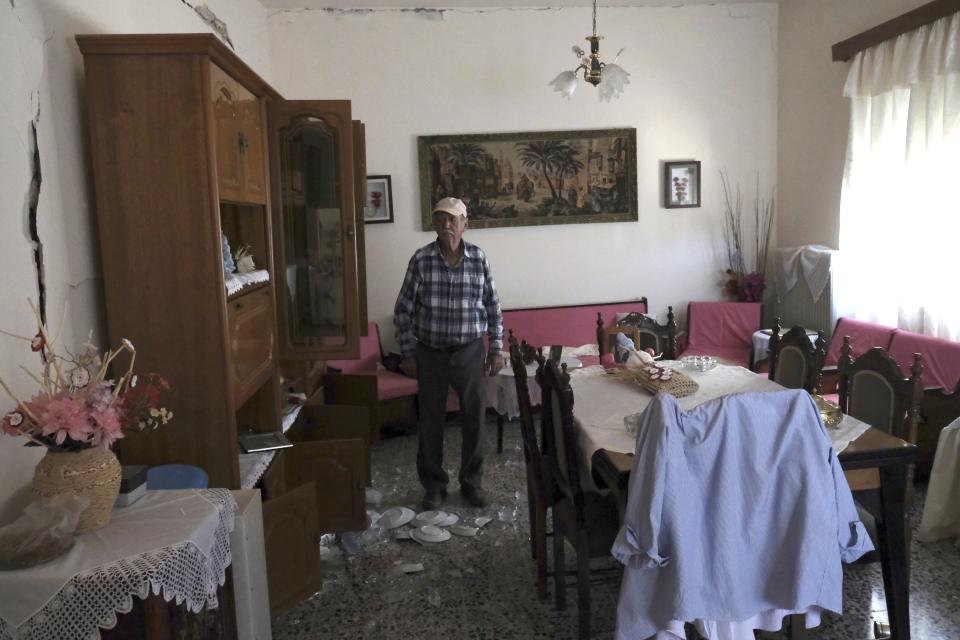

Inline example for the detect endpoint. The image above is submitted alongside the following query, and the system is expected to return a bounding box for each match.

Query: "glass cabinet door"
[268,101,360,360]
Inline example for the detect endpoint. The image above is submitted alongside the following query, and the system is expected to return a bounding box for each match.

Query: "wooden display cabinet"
[77,33,370,618]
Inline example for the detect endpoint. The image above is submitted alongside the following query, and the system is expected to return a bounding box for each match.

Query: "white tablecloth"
[918,417,960,542]
[0,489,236,640]
[569,363,871,467]
[486,363,541,420]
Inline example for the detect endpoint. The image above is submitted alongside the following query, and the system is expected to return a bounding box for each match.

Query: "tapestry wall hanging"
[417,128,637,230]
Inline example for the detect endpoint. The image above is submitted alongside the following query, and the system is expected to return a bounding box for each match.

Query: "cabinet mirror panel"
[278,116,348,348]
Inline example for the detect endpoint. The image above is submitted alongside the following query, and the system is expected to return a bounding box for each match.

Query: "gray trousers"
[415,339,486,494]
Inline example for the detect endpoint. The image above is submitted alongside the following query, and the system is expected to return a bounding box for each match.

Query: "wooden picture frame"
[364,175,394,224]
[663,160,701,209]
[417,128,638,230]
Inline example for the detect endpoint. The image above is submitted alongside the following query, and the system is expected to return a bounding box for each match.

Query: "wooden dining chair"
[541,360,621,640]
[767,319,827,393]
[838,340,923,576]
[838,341,923,444]
[508,332,554,601]
[613,307,679,359]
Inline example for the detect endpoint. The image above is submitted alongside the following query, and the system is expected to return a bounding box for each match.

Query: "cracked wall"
[0,0,273,523]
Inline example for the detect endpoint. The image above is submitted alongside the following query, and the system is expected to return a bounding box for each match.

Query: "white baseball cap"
[433,197,468,218]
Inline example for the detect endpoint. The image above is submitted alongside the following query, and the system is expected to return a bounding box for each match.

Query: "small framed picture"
[364,175,394,224]
[663,161,701,209]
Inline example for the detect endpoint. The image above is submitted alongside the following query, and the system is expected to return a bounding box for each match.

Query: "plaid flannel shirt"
[394,240,503,358]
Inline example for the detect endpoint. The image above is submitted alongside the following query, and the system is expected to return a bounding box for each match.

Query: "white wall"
[777,0,931,249]
[0,0,271,523]
[268,4,779,350]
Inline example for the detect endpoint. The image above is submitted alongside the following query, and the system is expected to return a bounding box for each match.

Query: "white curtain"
[836,12,960,340]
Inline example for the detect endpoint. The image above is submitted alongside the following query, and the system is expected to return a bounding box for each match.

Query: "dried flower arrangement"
[720,170,775,302]
[0,301,172,452]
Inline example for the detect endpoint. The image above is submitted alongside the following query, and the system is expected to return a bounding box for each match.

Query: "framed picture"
[417,128,638,230]
[663,160,701,209]
[364,175,394,224]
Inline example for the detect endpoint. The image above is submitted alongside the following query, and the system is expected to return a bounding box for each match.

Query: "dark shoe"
[460,486,488,508]
[422,488,447,510]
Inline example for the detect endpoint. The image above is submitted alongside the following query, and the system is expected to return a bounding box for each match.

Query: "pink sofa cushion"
[824,317,897,368]
[503,300,648,349]
[684,302,761,352]
[374,370,419,401]
[888,331,960,390]
[326,322,382,374]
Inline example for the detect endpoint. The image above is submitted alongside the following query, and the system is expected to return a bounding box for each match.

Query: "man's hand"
[400,356,418,379]
[485,351,505,376]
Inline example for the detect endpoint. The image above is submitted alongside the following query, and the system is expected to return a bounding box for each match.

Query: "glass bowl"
[812,394,843,428]
[681,355,718,372]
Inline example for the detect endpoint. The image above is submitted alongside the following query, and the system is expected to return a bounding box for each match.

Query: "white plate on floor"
[412,510,446,527]
[560,357,583,369]
[434,512,459,527]
[378,507,415,529]
[450,524,478,537]
[412,525,451,543]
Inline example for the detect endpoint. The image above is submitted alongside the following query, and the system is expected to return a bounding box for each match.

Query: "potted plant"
[1,302,172,533]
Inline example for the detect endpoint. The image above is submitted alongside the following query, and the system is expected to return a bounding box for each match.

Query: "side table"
[0,489,237,640]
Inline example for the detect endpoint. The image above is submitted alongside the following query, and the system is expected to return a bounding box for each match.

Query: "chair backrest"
[888,330,960,391]
[614,306,679,359]
[686,301,761,350]
[325,321,383,373]
[509,332,549,506]
[768,320,827,393]
[823,317,897,368]
[838,340,923,443]
[541,359,586,520]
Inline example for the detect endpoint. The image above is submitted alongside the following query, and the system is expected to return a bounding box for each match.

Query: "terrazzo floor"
[272,415,960,640]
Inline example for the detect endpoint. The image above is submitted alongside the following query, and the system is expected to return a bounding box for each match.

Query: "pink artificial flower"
[28,393,92,445]
[90,406,124,449]
[87,380,115,411]
[2,411,25,437]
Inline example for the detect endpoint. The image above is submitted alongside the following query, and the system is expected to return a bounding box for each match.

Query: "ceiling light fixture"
[549,0,630,102]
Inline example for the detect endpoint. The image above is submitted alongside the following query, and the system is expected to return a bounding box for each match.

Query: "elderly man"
[394,197,504,510]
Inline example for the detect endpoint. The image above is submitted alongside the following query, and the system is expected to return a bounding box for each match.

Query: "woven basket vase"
[32,447,122,533]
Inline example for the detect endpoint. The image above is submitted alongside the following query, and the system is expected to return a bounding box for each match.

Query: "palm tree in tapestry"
[515,140,565,201]
[554,144,585,204]
[449,143,487,195]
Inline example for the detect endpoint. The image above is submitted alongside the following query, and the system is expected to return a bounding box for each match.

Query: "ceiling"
[260,0,774,10]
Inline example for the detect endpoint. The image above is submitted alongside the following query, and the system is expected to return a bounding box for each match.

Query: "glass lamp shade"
[598,63,630,102]
[549,70,578,99]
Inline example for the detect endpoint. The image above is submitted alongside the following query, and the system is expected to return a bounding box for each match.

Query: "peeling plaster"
[179,0,234,49]
[25,103,45,325]
[274,6,562,21]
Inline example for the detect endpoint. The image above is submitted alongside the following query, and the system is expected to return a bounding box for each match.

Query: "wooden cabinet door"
[227,287,275,405]
[286,408,368,533]
[236,84,267,204]
[210,64,244,203]
[352,120,368,334]
[262,482,321,618]
[267,100,361,361]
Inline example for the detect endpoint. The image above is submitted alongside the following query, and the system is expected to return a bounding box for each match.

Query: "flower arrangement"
[0,302,172,452]
[720,170,775,302]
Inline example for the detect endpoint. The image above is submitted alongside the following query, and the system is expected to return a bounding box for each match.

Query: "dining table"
[566,361,918,640]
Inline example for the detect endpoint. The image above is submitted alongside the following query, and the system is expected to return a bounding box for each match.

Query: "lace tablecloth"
[225,269,269,297]
[0,489,236,640]
[570,363,871,465]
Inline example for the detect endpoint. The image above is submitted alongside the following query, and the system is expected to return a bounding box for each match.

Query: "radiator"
[770,246,839,340]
